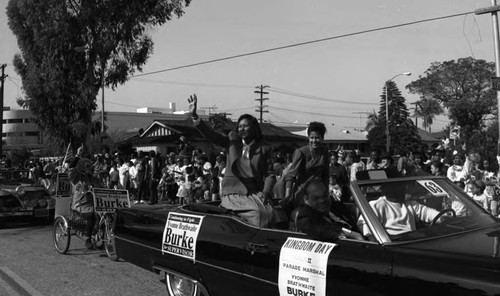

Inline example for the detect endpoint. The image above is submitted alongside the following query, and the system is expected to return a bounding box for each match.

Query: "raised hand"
[188,94,198,117]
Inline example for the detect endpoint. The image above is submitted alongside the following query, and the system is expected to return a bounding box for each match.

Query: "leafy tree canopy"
[7,0,190,151]
[406,57,495,143]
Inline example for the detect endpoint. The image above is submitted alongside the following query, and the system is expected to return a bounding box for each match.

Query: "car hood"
[394,223,500,259]
[1,183,43,190]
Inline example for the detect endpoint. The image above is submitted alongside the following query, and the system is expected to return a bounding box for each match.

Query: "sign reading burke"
[92,188,130,214]
[162,213,204,261]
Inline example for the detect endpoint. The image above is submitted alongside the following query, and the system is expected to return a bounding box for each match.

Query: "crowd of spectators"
[4,134,500,219]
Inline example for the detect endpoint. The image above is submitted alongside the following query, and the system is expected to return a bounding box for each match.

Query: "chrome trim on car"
[153,265,210,296]
[195,260,278,287]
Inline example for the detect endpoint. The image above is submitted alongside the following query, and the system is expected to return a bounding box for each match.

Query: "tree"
[413,97,443,132]
[208,113,234,134]
[407,57,496,147]
[8,148,32,168]
[7,0,190,152]
[367,81,421,155]
[364,110,379,132]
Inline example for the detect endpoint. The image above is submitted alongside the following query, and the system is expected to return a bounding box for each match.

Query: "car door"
[243,229,393,296]
[195,214,261,296]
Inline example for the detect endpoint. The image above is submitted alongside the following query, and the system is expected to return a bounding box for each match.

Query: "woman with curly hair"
[282,121,329,214]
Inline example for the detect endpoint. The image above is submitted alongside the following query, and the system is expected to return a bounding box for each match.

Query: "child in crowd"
[469,179,492,213]
[108,163,119,189]
[329,176,342,202]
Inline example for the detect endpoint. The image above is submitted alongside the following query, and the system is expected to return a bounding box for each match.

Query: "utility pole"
[475,2,500,154]
[200,105,218,115]
[352,111,370,130]
[0,64,7,156]
[254,85,269,123]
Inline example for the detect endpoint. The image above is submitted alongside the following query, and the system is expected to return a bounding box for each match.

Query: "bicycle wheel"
[53,216,71,254]
[104,213,119,261]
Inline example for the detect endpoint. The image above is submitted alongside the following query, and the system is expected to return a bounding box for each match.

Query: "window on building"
[25,131,40,137]
[8,119,24,124]
[6,132,23,137]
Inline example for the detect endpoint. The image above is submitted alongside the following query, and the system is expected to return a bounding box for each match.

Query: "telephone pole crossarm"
[254,85,270,123]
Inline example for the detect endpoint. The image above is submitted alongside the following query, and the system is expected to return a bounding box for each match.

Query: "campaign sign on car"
[162,213,204,261]
[416,180,448,197]
[92,188,130,214]
[279,237,336,296]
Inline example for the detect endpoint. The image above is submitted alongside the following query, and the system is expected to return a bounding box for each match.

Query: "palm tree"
[365,110,379,131]
[413,98,443,132]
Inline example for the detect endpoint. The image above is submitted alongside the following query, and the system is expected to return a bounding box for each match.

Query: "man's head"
[468,149,482,164]
[470,179,486,195]
[370,149,381,163]
[381,182,406,203]
[330,151,338,164]
[304,179,331,215]
[379,153,393,168]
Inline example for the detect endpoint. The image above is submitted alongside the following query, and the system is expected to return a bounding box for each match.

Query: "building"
[126,118,308,157]
[2,107,44,151]
[1,104,307,157]
[283,125,370,153]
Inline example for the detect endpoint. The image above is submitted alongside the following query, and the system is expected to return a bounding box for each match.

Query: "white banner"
[162,213,204,261]
[279,237,336,296]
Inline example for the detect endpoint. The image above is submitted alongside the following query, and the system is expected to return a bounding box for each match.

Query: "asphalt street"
[0,218,167,296]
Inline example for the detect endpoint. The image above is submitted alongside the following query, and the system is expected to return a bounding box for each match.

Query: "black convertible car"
[112,172,500,296]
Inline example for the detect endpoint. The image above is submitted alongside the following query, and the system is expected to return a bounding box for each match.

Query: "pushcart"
[51,186,129,261]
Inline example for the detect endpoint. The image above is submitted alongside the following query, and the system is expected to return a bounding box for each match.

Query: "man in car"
[357,183,448,237]
[295,179,364,241]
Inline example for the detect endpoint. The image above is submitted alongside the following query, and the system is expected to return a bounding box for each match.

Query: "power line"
[271,106,359,119]
[130,11,472,78]
[217,106,255,112]
[268,87,377,106]
[268,112,307,126]
[132,78,253,89]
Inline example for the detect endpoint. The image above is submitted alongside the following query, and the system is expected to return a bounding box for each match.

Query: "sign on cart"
[92,188,130,214]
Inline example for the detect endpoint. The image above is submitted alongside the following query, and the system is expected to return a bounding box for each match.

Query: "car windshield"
[357,178,497,241]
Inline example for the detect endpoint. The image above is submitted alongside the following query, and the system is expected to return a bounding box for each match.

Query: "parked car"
[0,169,55,221]
[112,171,500,296]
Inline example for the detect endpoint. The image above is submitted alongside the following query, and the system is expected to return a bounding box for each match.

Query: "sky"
[0,0,497,133]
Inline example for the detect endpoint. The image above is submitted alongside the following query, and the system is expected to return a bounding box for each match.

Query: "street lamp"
[385,72,411,153]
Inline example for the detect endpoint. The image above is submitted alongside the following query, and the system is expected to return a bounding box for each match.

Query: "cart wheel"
[53,216,71,254]
[104,214,119,261]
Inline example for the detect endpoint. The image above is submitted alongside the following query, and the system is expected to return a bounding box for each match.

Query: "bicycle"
[52,186,119,261]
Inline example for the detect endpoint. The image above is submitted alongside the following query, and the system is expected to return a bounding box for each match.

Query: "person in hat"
[188,94,274,227]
